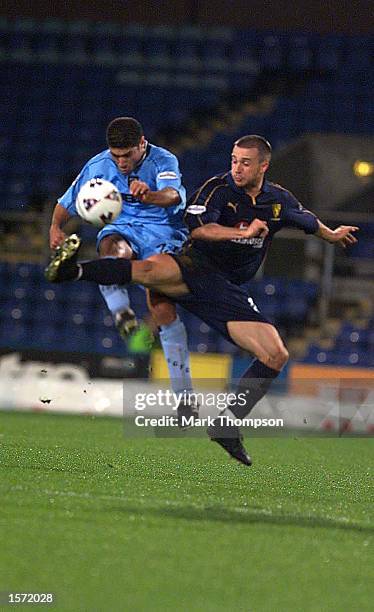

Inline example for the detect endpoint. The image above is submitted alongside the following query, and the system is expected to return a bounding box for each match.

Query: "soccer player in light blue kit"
[49,117,195,411]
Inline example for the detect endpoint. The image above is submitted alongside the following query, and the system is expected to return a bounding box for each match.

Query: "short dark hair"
[234,135,272,162]
[106,117,144,148]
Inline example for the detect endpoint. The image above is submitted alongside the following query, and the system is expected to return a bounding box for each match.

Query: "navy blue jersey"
[184,173,319,284]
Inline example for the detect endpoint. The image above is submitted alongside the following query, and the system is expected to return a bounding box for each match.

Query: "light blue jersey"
[58,143,188,258]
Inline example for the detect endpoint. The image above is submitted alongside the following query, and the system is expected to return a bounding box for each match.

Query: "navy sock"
[230,359,279,419]
[80,258,132,285]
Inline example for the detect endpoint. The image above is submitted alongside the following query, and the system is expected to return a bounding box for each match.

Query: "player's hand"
[330,225,359,248]
[49,225,67,249]
[243,219,269,239]
[130,180,151,201]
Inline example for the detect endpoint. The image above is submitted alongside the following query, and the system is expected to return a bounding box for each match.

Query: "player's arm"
[129,181,180,207]
[49,164,94,248]
[130,154,185,208]
[282,191,359,248]
[315,220,359,248]
[190,219,269,241]
[49,203,71,249]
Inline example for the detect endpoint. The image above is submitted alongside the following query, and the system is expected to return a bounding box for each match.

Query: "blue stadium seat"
[92,329,125,354]
[216,336,239,355]
[92,309,114,330]
[188,321,218,353]
[64,304,97,327]
[259,277,288,298]
[116,38,144,67]
[172,39,201,70]
[60,325,95,353]
[32,298,66,322]
[342,36,373,70]
[27,322,61,350]
[259,34,284,71]
[7,30,33,52]
[256,301,278,322]
[200,39,230,73]
[327,351,370,367]
[314,36,342,71]
[0,299,30,322]
[287,34,313,71]
[0,319,31,348]
[143,38,171,68]
[288,279,318,300]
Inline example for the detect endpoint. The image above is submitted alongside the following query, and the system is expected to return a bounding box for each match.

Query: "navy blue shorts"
[171,251,271,343]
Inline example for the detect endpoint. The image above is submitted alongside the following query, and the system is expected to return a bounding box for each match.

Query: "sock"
[230,359,279,419]
[99,285,130,315]
[159,315,193,395]
[79,258,132,285]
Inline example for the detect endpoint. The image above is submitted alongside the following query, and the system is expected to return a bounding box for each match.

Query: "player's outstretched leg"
[45,237,185,293]
[45,234,135,285]
[45,234,82,282]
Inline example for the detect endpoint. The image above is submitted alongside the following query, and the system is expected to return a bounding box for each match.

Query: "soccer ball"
[76,178,122,228]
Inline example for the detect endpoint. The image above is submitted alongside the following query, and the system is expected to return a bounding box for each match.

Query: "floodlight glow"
[353,160,374,177]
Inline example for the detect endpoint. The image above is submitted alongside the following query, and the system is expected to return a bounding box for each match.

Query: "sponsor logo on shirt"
[231,221,264,246]
[157,171,178,180]
[232,237,264,247]
[186,204,207,215]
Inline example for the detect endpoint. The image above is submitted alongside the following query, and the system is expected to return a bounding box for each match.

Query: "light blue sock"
[159,315,193,394]
[99,284,130,315]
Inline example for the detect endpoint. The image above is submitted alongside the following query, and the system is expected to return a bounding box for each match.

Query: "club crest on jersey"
[271,203,282,220]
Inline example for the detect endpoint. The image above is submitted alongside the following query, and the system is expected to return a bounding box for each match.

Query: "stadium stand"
[0,261,322,355]
[0,21,373,208]
[0,18,373,366]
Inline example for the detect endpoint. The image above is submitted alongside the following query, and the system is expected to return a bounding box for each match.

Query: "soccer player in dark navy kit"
[184,135,321,290]
[46,135,358,466]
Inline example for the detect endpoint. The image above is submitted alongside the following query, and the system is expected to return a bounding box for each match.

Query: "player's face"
[110,137,146,174]
[231,146,269,190]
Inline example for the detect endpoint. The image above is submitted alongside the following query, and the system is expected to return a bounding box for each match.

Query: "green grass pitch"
[0,411,373,611]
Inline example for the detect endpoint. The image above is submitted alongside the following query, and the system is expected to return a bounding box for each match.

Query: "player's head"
[231,135,272,190]
[106,117,146,174]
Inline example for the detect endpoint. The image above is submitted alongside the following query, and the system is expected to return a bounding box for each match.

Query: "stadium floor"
[1,412,373,611]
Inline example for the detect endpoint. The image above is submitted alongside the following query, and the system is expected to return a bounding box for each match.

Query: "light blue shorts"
[96,221,188,260]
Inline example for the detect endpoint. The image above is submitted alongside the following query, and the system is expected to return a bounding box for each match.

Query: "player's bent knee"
[99,236,132,258]
[268,345,289,371]
[279,345,289,367]
[99,236,119,257]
